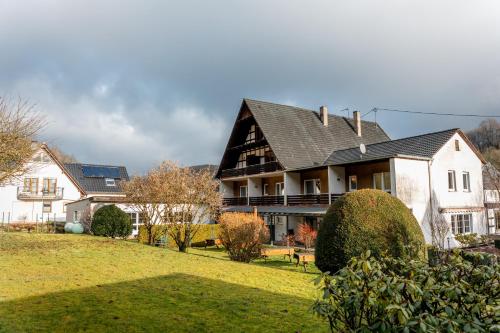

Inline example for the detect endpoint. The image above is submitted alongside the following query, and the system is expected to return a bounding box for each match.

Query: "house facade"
[0,144,83,223]
[216,99,486,247]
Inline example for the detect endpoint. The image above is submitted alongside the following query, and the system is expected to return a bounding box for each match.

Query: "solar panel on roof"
[81,165,120,178]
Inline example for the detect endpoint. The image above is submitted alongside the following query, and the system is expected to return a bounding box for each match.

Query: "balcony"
[17,187,64,200]
[287,194,330,206]
[221,161,282,178]
[249,195,284,206]
[223,193,344,207]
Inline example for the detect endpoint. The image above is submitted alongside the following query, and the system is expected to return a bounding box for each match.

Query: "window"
[304,179,320,194]
[33,152,51,163]
[128,212,139,233]
[275,182,284,196]
[462,172,470,192]
[105,178,116,186]
[236,145,276,169]
[263,184,269,196]
[239,186,247,197]
[73,210,81,222]
[42,178,57,194]
[373,172,391,192]
[451,214,472,234]
[455,139,460,151]
[349,175,357,191]
[23,178,38,193]
[495,211,500,232]
[448,171,456,191]
[42,201,52,213]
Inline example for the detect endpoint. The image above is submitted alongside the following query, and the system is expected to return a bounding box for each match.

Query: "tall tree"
[0,98,45,185]
[466,119,500,152]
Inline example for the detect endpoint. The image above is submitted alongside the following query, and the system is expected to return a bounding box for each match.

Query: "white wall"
[392,157,432,242]
[284,172,301,195]
[220,181,234,198]
[328,166,346,194]
[248,177,262,197]
[0,148,81,223]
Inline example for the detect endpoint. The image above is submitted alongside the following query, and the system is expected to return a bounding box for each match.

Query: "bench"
[260,247,295,262]
[155,235,168,248]
[293,253,315,272]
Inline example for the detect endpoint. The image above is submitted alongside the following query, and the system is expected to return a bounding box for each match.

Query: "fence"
[0,212,65,233]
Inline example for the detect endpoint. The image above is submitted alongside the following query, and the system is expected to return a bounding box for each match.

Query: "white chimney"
[353,111,361,137]
[320,106,328,127]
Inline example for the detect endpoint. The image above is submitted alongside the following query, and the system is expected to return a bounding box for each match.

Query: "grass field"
[0,233,326,333]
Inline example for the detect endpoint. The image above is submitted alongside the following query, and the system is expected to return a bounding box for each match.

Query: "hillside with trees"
[467,119,500,168]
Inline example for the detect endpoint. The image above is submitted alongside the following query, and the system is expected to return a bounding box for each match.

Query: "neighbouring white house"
[65,164,217,236]
[0,144,83,223]
[216,99,487,248]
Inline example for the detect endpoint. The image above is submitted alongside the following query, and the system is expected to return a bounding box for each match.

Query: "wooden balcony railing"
[221,161,282,178]
[249,195,284,206]
[17,187,64,200]
[222,197,249,206]
[287,194,330,206]
[222,193,345,207]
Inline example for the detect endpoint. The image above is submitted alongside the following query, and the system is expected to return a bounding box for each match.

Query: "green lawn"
[0,233,327,333]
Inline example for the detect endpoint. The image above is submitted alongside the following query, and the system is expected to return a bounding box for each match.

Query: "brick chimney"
[320,106,328,127]
[353,111,361,137]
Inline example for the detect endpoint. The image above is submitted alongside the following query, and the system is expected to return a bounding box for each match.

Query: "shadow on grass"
[0,273,326,333]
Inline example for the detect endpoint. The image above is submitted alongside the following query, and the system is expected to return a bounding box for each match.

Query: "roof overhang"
[439,206,484,214]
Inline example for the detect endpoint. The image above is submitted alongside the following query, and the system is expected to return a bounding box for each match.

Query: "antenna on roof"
[340,108,349,118]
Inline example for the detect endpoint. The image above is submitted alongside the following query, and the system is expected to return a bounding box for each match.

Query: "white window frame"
[455,139,460,151]
[105,178,116,187]
[462,172,470,192]
[239,185,248,198]
[263,184,269,196]
[304,179,320,195]
[451,214,472,234]
[448,170,456,191]
[275,182,284,196]
[42,201,52,213]
[373,172,391,192]
[349,175,357,192]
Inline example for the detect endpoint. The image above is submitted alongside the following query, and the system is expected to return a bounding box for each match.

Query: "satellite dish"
[359,143,366,155]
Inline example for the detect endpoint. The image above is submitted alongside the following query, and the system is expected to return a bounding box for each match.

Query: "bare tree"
[429,212,450,250]
[159,161,222,252]
[466,119,500,152]
[123,172,167,245]
[0,98,45,185]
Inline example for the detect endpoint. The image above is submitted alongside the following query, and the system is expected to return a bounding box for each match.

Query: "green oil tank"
[64,222,74,233]
[71,223,84,234]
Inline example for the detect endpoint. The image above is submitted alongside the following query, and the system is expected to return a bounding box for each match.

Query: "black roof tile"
[64,163,129,194]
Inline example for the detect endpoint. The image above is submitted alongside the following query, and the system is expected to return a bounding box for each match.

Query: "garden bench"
[294,253,315,272]
[155,235,168,248]
[260,247,295,262]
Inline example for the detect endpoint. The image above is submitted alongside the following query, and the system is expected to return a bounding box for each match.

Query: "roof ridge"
[64,162,126,168]
[244,98,380,125]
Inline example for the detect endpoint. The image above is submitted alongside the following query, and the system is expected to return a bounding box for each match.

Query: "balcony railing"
[221,161,282,178]
[222,197,249,206]
[287,194,330,206]
[17,187,64,200]
[249,195,284,206]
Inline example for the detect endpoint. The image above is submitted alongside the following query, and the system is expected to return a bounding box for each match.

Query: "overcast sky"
[1,1,499,174]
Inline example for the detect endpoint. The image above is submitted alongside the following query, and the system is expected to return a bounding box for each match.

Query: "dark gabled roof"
[243,99,390,169]
[325,129,459,165]
[63,163,129,194]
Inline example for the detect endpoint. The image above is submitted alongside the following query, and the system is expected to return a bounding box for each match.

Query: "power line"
[371,107,500,118]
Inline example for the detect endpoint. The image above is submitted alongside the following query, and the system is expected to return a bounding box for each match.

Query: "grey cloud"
[0,0,499,173]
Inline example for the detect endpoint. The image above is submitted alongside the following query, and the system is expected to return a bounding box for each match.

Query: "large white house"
[0,144,130,224]
[0,144,82,223]
[216,99,487,247]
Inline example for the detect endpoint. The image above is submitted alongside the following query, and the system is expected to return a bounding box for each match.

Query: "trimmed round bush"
[91,204,132,238]
[315,189,425,273]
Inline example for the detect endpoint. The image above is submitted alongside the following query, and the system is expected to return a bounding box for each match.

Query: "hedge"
[138,224,220,248]
[315,189,425,273]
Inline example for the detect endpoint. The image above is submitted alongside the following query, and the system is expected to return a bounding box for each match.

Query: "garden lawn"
[0,233,326,333]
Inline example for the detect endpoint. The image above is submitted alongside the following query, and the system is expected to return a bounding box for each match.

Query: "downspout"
[427,159,434,242]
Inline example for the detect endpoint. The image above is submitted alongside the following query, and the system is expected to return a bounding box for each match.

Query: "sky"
[1,0,499,174]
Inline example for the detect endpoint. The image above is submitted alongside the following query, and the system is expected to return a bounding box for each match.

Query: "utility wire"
[371,107,500,118]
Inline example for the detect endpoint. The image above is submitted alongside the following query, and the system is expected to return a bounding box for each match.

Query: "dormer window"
[105,178,116,186]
